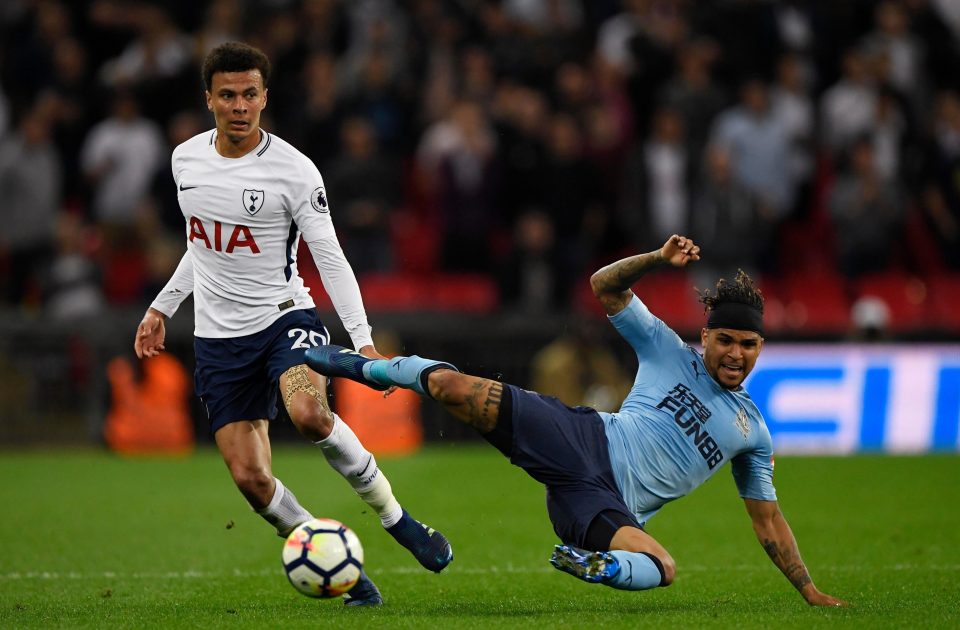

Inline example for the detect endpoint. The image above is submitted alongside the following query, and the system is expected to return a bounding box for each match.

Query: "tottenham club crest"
[311,186,329,213]
[243,189,265,216]
[735,408,751,440]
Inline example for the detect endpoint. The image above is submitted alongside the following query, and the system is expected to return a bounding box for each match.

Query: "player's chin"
[718,370,745,389]
[223,124,251,141]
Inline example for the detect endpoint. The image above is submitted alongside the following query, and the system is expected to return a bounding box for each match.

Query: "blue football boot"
[386,509,453,573]
[305,345,390,391]
[549,545,621,583]
[343,570,383,607]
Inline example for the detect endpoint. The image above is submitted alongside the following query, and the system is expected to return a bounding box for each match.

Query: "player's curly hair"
[699,269,764,313]
[202,42,271,91]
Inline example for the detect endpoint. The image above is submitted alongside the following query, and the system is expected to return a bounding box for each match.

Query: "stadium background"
[1,2,959,628]
[1,0,958,452]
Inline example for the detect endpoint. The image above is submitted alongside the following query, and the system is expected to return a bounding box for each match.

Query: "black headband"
[706,301,764,335]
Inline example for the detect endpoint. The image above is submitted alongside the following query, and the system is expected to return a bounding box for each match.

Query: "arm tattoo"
[592,251,664,294]
[484,382,503,414]
[762,538,812,592]
[463,381,502,433]
[762,540,779,562]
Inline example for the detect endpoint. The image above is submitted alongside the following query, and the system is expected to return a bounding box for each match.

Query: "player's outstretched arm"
[134,308,167,359]
[137,249,193,359]
[589,234,701,316]
[743,498,849,607]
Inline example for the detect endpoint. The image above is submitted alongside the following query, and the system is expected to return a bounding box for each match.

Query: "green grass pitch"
[1,446,958,628]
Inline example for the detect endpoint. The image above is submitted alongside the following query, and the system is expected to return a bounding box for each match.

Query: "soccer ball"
[282,518,364,598]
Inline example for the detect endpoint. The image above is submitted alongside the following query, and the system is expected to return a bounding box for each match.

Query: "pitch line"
[2,564,958,580]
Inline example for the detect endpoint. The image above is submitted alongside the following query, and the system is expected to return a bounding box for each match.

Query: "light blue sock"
[362,355,453,396]
[361,359,392,387]
[605,551,666,591]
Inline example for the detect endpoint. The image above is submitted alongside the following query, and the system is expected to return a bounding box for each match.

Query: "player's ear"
[700,327,709,348]
[205,91,213,111]
[262,88,268,109]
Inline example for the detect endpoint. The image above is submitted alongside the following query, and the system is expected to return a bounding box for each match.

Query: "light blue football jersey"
[598,296,777,526]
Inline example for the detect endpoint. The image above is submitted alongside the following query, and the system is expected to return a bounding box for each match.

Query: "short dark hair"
[699,269,764,314]
[202,42,271,91]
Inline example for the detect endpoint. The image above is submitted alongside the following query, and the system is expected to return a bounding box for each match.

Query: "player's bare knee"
[660,554,676,585]
[289,403,335,441]
[611,526,675,586]
[640,549,675,586]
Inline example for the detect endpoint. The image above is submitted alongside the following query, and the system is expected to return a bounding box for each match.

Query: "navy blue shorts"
[194,308,330,433]
[502,384,641,548]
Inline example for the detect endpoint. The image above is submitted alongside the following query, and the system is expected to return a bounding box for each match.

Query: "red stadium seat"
[391,210,440,273]
[900,204,946,274]
[430,274,499,313]
[297,236,499,313]
[853,271,931,333]
[757,276,787,336]
[357,273,423,311]
[779,270,851,336]
[573,273,607,318]
[358,273,498,313]
[102,248,147,305]
[574,270,703,336]
[925,273,960,335]
[631,270,704,337]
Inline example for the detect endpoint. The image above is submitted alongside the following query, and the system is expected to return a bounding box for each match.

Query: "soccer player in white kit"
[133,42,452,606]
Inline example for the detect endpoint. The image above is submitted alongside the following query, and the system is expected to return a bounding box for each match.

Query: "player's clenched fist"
[661,234,701,268]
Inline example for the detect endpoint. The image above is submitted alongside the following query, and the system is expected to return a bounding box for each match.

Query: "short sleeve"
[607,295,685,359]
[731,441,777,502]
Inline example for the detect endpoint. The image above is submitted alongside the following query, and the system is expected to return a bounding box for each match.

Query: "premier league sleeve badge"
[311,186,329,213]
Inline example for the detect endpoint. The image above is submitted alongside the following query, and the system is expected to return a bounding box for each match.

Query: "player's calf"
[228,462,275,508]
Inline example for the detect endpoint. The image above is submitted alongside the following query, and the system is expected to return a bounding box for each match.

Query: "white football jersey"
[151,129,371,346]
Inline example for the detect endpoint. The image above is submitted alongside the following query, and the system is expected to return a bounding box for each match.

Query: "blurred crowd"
[2,0,960,325]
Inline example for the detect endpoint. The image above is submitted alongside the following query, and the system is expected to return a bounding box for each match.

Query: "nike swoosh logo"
[357,455,374,479]
[179,183,198,191]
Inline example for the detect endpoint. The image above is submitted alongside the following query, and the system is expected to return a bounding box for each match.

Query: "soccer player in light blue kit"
[305,235,848,607]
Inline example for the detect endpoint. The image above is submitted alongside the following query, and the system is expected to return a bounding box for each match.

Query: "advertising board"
[744,345,960,453]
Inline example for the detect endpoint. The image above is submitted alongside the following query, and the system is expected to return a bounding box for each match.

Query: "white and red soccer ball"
[282,518,364,598]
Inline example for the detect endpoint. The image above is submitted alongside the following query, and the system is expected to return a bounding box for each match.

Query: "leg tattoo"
[460,380,503,433]
[282,364,329,415]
